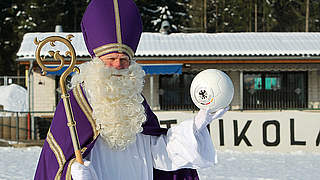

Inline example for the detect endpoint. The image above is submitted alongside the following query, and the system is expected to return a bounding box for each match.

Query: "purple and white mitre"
[81,0,143,59]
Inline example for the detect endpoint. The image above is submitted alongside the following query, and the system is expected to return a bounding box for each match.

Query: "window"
[243,71,307,110]
[265,77,280,90]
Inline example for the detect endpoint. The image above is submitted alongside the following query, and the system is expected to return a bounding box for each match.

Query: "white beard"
[71,57,146,150]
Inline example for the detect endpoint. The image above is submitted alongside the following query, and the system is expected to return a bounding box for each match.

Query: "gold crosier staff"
[34,35,84,164]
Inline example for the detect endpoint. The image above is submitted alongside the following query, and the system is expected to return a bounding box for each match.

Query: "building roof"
[17,32,320,60]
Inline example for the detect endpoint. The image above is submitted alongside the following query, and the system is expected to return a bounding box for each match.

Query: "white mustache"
[109,69,129,76]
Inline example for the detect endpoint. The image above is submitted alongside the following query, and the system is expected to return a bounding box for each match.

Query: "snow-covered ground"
[0,146,319,180]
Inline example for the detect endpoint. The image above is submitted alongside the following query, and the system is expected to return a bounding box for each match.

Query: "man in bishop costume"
[34,0,228,179]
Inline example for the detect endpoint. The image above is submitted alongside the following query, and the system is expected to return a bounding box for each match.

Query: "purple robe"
[34,84,199,180]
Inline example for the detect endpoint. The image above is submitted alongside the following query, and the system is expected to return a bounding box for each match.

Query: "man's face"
[99,52,130,70]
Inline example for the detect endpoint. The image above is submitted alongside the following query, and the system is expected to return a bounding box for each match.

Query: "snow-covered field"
[0,146,319,180]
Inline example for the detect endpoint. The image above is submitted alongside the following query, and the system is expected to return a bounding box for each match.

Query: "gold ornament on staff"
[34,35,83,164]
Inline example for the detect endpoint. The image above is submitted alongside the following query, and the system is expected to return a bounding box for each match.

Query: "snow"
[17,32,320,59]
[0,84,28,112]
[0,146,319,180]
[0,146,41,180]
[199,150,320,180]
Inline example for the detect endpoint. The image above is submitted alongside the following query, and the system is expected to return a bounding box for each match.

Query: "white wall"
[142,75,160,110]
[227,71,241,110]
[32,70,56,116]
[308,70,320,108]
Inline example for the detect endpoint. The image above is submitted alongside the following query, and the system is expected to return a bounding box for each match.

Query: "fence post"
[27,113,30,139]
[16,112,19,143]
[4,76,7,86]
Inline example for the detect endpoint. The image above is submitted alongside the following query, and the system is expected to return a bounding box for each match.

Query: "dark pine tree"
[0,0,19,75]
[135,0,190,33]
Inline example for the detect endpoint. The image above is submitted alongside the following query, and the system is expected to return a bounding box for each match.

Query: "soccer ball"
[190,69,234,112]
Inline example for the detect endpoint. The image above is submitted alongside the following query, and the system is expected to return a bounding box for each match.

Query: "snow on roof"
[17,32,88,59]
[17,32,320,59]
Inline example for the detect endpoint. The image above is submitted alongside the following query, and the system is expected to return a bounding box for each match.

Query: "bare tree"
[255,0,258,32]
[306,0,309,32]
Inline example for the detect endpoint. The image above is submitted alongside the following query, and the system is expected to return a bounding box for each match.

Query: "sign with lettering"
[157,111,320,153]
[209,111,320,153]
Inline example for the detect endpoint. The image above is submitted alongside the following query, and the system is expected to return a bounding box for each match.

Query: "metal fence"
[243,71,308,110]
[159,73,198,111]
[0,76,26,87]
[159,88,198,110]
[0,110,179,142]
[159,71,311,111]
[0,110,54,142]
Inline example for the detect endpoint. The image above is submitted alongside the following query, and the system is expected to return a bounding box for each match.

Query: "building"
[16,32,320,114]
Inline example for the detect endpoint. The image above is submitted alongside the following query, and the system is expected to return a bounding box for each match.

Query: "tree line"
[1,0,319,75]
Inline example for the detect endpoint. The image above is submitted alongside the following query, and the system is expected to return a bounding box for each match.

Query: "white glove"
[194,106,229,133]
[71,160,98,180]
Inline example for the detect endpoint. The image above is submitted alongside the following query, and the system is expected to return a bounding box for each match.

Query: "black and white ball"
[190,69,234,112]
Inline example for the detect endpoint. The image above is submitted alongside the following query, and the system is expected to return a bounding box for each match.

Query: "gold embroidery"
[113,0,122,44]
[93,0,135,59]
[81,147,88,153]
[93,43,134,59]
[47,129,66,180]
[73,84,98,139]
[65,158,76,180]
